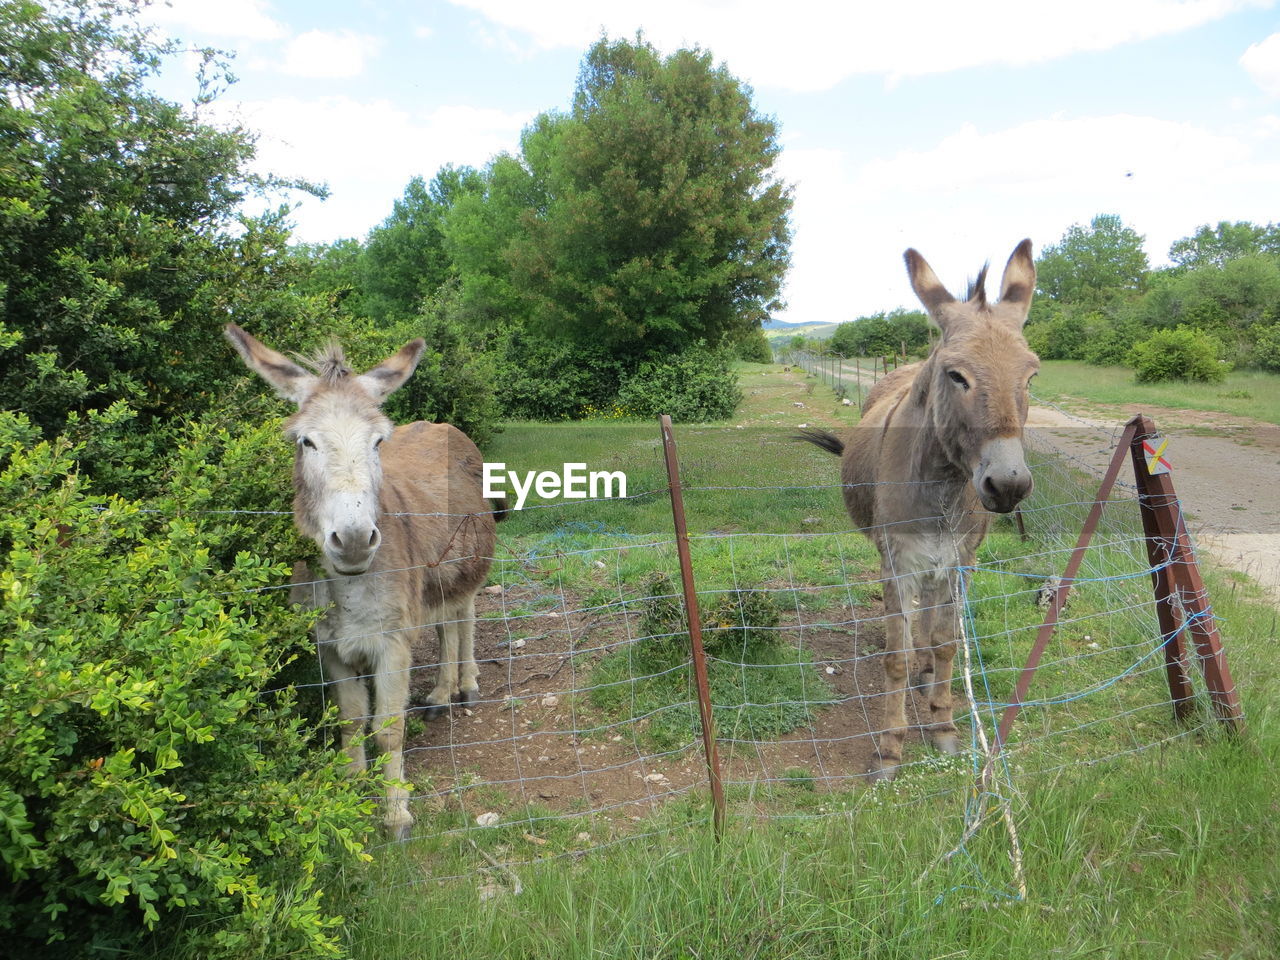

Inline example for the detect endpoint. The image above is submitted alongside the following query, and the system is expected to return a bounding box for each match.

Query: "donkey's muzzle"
[978,471,1033,514]
[324,524,382,575]
[974,437,1033,514]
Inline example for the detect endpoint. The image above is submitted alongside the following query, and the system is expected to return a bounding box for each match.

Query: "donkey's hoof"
[386,821,413,843]
[868,762,899,784]
[420,701,450,720]
[456,688,479,706]
[928,731,961,756]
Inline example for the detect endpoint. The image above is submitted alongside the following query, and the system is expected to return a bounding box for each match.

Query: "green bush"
[615,344,742,422]
[591,576,833,750]
[494,328,628,421]
[1024,304,1089,360]
[734,329,774,363]
[1255,323,1280,372]
[1126,326,1229,383]
[0,412,374,958]
[1079,312,1146,366]
[375,283,502,447]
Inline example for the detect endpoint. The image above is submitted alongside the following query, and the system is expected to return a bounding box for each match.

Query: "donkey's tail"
[490,496,510,523]
[795,428,845,457]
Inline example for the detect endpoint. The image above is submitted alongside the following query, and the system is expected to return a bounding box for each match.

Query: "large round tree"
[505,35,793,358]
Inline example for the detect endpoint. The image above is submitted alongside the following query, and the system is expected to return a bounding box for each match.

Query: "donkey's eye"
[947,370,970,389]
[300,437,316,450]
[374,437,384,449]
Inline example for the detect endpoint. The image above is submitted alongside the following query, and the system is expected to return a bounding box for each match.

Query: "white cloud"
[1241,32,1280,96]
[205,97,530,240]
[449,0,1272,91]
[147,0,287,41]
[280,30,382,79]
[776,114,1280,321]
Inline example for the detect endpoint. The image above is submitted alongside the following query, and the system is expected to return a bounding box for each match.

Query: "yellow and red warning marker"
[1142,435,1171,475]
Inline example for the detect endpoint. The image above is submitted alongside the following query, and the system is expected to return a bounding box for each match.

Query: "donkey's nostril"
[368,528,381,549]
[328,531,343,550]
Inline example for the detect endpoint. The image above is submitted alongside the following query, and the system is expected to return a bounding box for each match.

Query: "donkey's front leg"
[872,571,917,782]
[319,641,370,772]
[373,641,413,842]
[920,577,961,756]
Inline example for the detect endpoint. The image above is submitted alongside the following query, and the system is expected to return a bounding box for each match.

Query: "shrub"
[1080,312,1146,366]
[1255,323,1280,372]
[494,329,628,421]
[0,412,374,958]
[734,329,774,363]
[1126,326,1229,383]
[1024,304,1088,360]
[615,344,742,422]
[375,283,502,447]
[590,576,833,750]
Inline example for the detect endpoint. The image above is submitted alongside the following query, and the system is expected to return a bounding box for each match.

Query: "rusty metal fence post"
[658,415,727,836]
[1127,415,1243,731]
[996,413,1244,751]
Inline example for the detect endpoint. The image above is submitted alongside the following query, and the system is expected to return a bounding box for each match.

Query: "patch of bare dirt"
[402,587,943,820]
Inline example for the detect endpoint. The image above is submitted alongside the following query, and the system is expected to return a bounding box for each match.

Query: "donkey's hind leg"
[456,595,480,706]
[423,615,459,719]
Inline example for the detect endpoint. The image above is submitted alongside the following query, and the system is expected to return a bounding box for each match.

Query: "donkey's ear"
[997,239,1036,322]
[904,248,956,315]
[224,323,316,404]
[356,339,426,403]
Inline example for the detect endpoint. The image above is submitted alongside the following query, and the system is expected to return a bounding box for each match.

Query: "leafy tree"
[829,309,930,358]
[1169,220,1280,270]
[360,165,482,320]
[1035,214,1149,308]
[0,0,321,436]
[496,35,792,357]
[1134,255,1280,364]
[442,152,545,329]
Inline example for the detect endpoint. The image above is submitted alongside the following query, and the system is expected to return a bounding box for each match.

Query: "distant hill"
[763,321,840,340]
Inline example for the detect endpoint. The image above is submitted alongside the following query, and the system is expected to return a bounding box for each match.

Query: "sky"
[146,0,1280,322]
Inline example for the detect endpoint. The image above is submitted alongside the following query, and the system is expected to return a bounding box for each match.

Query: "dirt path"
[1026,400,1280,602]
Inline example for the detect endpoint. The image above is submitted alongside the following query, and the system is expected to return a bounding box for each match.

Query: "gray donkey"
[226,324,500,839]
[801,241,1039,781]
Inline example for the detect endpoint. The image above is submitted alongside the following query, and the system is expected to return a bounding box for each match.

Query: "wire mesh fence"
[197,409,1241,893]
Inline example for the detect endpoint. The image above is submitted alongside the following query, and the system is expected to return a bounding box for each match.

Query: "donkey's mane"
[965,263,991,308]
[292,341,352,384]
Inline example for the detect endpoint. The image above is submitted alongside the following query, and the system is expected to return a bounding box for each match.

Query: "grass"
[344,711,1278,959]
[250,360,1280,958]
[1034,360,1280,426]
[589,581,837,751]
